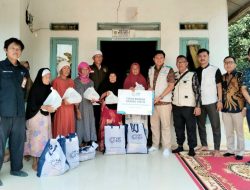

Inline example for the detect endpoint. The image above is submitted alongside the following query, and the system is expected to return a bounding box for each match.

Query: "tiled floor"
[0,150,199,190]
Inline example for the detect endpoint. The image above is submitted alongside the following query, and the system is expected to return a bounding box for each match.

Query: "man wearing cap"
[89,50,109,139]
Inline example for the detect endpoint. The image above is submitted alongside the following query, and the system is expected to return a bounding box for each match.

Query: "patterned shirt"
[242,67,250,109]
[148,65,175,106]
[222,70,245,113]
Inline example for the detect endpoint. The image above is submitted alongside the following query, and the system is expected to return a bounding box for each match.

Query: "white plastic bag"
[126,123,148,154]
[79,142,98,162]
[65,133,80,169]
[37,136,69,177]
[104,125,126,155]
[135,82,145,90]
[62,87,82,104]
[105,91,118,104]
[43,87,62,110]
[83,87,100,101]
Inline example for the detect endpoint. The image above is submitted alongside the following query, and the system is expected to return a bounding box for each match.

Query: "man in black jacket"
[0,38,29,186]
[89,50,109,140]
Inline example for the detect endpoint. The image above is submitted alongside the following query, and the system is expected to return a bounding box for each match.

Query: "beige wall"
[0,0,230,148]
[0,0,21,59]
[16,0,229,80]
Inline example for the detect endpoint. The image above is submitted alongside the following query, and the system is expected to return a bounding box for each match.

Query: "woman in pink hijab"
[123,62,148,137]
[74,62,97,146]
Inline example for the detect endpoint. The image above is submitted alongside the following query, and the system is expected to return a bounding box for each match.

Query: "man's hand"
[217,101,223,111]
[193,107,201,116]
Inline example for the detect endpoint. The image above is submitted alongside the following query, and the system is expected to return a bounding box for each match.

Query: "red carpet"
[176,151,250,190]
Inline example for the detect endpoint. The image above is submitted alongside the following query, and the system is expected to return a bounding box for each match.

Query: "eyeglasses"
[9,47,22,52]
[224,61,235,64]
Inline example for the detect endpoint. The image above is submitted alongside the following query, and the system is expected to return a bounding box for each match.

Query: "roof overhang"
[228,0,250,24]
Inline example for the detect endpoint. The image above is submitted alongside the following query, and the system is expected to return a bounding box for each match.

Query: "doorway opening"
[99,39,159,86]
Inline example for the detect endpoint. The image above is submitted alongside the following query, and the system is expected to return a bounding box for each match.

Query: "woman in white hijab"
[52,61,76,137]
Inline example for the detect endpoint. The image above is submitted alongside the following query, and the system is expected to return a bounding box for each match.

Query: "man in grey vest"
[148,50,175,157]
[195,48,222,157]
[172,55,201,156]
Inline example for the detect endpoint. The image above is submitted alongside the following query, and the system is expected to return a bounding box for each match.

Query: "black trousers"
[197,103,221,150]
[173,105,197,149]
[93,105,101,140]
[0,117,26,172]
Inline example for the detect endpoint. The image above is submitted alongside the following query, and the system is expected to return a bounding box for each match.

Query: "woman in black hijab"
[24,68,54,171]
[98,72,123,151]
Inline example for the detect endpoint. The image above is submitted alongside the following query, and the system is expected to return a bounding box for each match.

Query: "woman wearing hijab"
[74,62,97,146]
[98,72,122,151]
[123,63,149,137]
[24,68,54,171]
[123,62,147,90]
[52,61,75,138]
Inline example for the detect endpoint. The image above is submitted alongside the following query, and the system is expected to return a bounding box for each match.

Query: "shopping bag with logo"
[62,87,82,104]
[104,125,126,155]
[43,87,62,110]
[126,123,148,154]
[79,142,98,161]
[65,133,80,169]
[37,136,69,177]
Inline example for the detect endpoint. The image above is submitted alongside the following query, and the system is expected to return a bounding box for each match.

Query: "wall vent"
[97,22,161,31]
[50,23,79,31]
[180,23,208,30]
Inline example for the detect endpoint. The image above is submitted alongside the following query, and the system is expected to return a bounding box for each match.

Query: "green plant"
[229,14,250,71]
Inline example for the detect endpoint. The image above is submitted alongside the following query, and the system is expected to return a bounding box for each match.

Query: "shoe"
[197,146,208,151]
[10,170,28,177]
[172,146,184,153]
[148,146,158,152]
[213,150,221,157]
[235,155,243,160]
[223,152,235,157]
[163,149,171,157]
[188,148,196,157]
[0,179,2,186]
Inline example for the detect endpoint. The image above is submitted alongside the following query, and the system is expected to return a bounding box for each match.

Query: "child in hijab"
[24,68,53,170]
[74,62,97,146]
[52,61,75,137]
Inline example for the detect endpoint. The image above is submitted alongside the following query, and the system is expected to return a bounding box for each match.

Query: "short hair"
[197,48,209,55]
[224,56,236,63]
[176,55,187,61]
[4,38,24,50]
[153,50,165,58]
[248,47,250,55]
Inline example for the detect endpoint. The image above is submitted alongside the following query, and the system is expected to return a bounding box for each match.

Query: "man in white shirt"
[195,49,223,157]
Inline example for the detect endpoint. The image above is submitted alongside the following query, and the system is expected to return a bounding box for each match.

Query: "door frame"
[179,37,209,55]
[97,37,161,50]
[50,37,79,79]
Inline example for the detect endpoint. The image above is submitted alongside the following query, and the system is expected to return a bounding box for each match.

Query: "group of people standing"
[0,37,250,187]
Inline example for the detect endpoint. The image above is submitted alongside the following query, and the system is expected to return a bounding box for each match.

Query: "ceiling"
[227,0,250,23]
